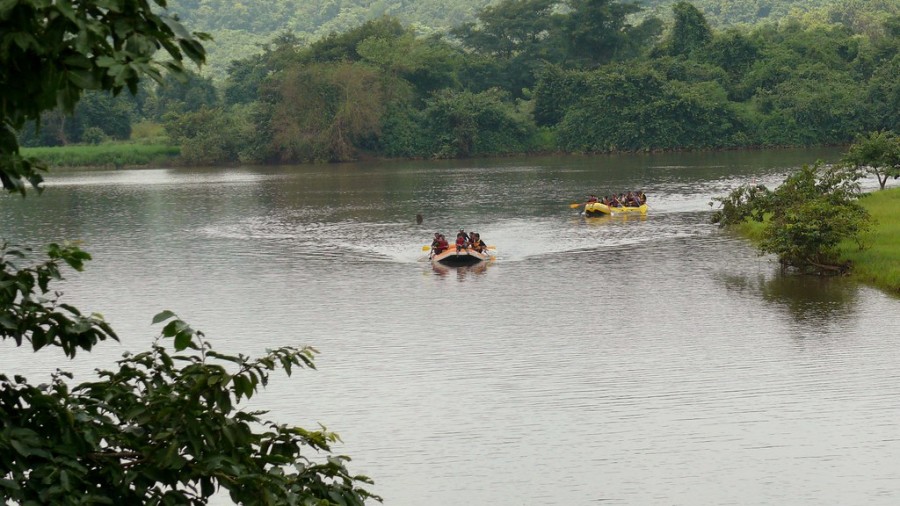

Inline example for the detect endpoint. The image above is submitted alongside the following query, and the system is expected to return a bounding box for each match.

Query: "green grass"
[725,186,900,295]
[839,187,900,294]
[21,142,180,168]
[732,218,766,242]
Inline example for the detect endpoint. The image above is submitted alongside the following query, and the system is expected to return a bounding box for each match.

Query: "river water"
[2,148,899,505]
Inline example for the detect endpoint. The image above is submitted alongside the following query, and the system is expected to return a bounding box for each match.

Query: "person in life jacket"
[431,233,448,256]
[471,233,487,253]
[456,230,468,252]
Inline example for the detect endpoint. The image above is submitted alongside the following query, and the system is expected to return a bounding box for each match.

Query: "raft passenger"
[476,234,488,253]
[456,231,468,252]
[431,233,448,256]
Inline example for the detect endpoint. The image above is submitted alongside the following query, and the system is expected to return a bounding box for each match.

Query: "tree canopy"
[843,130,900,190]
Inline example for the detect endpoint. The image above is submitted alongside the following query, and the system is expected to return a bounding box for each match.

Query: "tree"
[450,0,558,97]
[551,0,643,68]
[553,63,739,151]
[307,16,407,63]
[532,64,587,127]
[223,32,305,107]
[0,244,378,504]
[145,71,220,121]
[0,0,208,195]
[17,92,134,147]
[843,130,900,189]
[423,88,534,158]
[450,0,555,59]
[356,31,462,102]
[269,61,388,162]
[668,1,712,56]
[712,163,870,274]
[2,2,377,504]
[165,107,240,164]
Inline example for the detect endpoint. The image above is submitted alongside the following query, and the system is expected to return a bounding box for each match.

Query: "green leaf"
[0,314,16,330]
[66,70,99,90]
[0,478,20,490]
[95,55,118,68]
[10,439,31,457]
[173,331,192,351]
[152,310,176,325]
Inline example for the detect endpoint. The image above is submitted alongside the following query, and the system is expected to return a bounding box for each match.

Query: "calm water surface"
[2,149,900,505]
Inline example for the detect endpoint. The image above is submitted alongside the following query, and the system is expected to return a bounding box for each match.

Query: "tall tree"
[552,0,643,68]
[450,0,556,59]
[450,0,557,96]
[270,61,388,162]
[307,16,407,63]
[669,1,712,56]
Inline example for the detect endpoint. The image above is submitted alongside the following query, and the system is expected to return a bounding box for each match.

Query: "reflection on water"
[3,148,900,505]
[716,272,860,324]
[761,274,860,323]
[430,258,493,280]
[582,212,648,223]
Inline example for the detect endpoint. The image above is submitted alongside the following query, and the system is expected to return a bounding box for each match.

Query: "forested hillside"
[168,0,490,36]
[19,0,900,165]
[167,0,494,79]
[641,0,898,28]
[167,0,899,81]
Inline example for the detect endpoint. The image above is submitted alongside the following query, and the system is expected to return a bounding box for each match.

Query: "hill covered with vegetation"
[166,0,899,81]
[18,0,900,166]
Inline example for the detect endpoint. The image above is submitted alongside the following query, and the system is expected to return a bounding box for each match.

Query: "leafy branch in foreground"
[712,163,870,274]
[1,0,210,195]
[0,241,117,357]
[1,245,378,505]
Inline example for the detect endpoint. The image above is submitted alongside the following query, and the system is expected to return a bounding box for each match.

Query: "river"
[2,148,899,505]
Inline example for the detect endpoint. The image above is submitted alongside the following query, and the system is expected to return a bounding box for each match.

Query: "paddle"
[569,203,583,208]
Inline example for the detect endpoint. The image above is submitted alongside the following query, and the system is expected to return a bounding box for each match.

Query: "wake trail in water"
[197,203,719,265]
[194,179,732,265]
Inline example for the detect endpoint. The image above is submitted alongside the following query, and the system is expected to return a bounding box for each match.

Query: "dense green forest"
[18,0,900,164]
[164,0,899,81]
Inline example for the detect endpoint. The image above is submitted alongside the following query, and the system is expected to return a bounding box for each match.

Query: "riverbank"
[20,143,179,169]
[839,187,900,294]
[733,187,900,295]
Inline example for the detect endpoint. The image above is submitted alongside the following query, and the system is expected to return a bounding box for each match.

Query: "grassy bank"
[729,186,900,294]
[20,143,180,168]
[839,187,900,294]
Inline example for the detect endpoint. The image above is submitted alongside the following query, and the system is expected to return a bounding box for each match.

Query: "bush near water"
[714,131,900,294]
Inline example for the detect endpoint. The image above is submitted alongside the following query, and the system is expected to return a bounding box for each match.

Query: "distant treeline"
[19,0,900,165]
